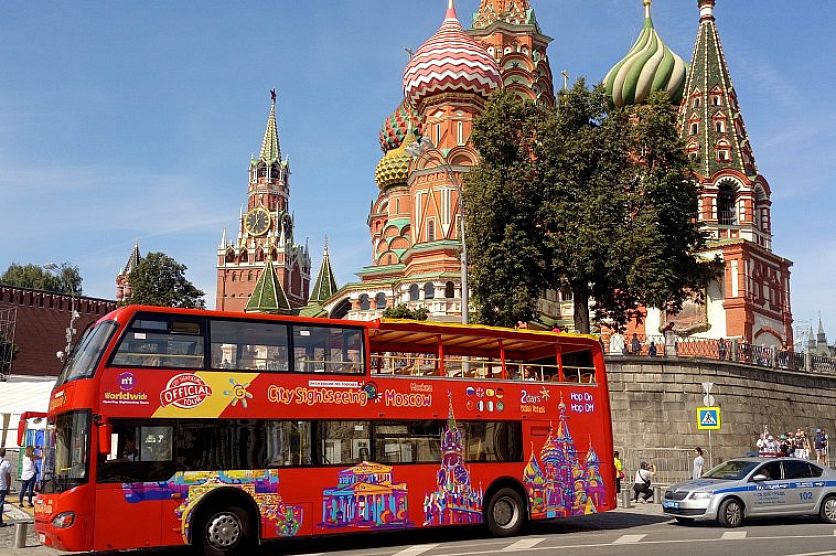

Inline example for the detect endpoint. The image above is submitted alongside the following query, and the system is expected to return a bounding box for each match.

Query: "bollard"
[653,485,665,504]
[13,521,29,549]
[620,488,632,508]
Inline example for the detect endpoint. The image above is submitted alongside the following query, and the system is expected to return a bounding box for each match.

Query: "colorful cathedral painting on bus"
[423,395,484,525]
[320,461,410,528]
[122,469,303,540]
[523,396,605,518]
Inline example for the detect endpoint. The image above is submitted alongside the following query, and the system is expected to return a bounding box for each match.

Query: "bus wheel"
[486,487,526,537]
[196,504,254,556]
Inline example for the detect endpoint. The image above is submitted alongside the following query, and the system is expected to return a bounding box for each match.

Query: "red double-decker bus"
[35,306,614,554]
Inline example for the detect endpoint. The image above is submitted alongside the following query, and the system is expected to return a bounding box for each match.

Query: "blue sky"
[1,1,834,342]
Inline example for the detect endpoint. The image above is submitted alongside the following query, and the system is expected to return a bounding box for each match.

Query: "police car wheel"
[718,498,743,528]
[820,495,836,524]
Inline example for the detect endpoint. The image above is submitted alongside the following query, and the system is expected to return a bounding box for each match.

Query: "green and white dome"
[604,0,687,108]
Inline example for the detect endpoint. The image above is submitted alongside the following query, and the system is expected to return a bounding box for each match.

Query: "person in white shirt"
[18,445,40,507]
[632,461,655,503]
[693,447,705,479]
[0,448,12,527]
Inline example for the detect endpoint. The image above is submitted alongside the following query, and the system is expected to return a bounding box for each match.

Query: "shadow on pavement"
[82,511,673,556]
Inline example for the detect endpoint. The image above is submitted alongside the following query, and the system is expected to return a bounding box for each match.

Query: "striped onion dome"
[379,100,422,153]
[604,0,687,108]
[403,0,502,109]
[375,129,416,188]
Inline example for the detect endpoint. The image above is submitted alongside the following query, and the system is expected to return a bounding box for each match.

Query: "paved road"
[4,503,836,556]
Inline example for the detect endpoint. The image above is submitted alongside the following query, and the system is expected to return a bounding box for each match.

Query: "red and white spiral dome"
[403,0,502,109]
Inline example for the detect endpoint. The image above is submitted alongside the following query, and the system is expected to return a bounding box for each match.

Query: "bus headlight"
[689,492,712,501]
[52,512,76,528]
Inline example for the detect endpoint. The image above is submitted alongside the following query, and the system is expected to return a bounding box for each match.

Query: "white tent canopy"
[1,377,56,448]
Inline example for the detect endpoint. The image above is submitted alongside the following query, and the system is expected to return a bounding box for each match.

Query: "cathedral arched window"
[409,284,420,301]
[457,121,465,146]
[693,97,700,108]
[427,219,436,242]
[359,294,370,311]
[231,273,236,282]
[717,181,738,225]
[375,293,387,309]
[712,95,723,107]
[424,282,435,300]
[690,122,699,135]
[445,281,455,299]
[716,140,731,162]
[248,271,253,281]
[715,121,725,134]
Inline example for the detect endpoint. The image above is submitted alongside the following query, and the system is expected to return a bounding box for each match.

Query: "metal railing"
[370,353,596,383]
[617,447,699,485]
[603,333,836,376]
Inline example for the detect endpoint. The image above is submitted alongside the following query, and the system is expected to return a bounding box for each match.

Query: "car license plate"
[663,500,679,509]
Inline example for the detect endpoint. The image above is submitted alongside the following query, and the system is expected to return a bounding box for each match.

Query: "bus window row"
[98,418,522,483]
[371,353,596,383]
[109,312,364,374]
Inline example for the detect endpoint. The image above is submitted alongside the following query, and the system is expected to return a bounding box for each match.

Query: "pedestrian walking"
[630,333,642,355]
[815,428,828,464]
[632,462,655,503]
[693,447,705,479]
[0,448,11,527]
[18,445,40,507]
[614,451,624,494]
[609,331,625,355]
[648,341,657,357]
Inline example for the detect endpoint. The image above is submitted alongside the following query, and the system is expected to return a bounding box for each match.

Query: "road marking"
[394,544,440,556]
[502,538,545,551]
[612,534,647,544]
[721,531,747,540]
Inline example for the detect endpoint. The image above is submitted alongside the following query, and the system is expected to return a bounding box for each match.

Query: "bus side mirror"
[98,421,113,456]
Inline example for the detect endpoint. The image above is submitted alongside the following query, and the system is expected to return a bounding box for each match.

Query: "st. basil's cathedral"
[205,0,793,348]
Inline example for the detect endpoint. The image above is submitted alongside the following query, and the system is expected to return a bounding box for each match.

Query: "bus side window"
[209,320,290,372]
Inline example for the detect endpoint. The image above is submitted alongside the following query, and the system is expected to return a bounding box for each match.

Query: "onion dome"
[379,101,422,153]
[604,0,687,108]
[523,446,546,485]
[375,129,416,188]
[403,0,502,109]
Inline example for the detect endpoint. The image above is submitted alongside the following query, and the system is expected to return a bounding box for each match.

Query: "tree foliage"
[124,252,205,308]
[466,83,707,333]
[0,262,83,295]
[382,304,429,321]
[464,90,546,327]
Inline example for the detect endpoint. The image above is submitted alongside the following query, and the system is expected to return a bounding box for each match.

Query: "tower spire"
[309,239,339,304]
[258,89,281,163]
[446,0,457,20]
[644,0,651,19]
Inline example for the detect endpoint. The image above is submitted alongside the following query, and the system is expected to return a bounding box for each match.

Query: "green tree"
[466,82,707,333]
[465,90,546,327]
[124,252,205,308]
[382,304,429,321]
[0,262,83,295]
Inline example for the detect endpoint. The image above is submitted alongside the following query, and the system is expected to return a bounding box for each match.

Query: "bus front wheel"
[195,503,254,556]
[485,487,526,537]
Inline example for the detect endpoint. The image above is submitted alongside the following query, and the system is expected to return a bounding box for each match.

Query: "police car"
[662,457,836,527]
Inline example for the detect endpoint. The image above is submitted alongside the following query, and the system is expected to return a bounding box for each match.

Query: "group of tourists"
[756,426,829,463]
[0,445,41,527]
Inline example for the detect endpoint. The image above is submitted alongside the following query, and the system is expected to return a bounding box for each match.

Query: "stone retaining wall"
[607,356,836,466]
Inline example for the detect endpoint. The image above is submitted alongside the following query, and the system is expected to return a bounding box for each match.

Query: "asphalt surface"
[4,503,836,556]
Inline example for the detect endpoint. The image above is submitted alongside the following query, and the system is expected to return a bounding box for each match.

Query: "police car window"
[754,461,782,481]
[783,460,814,480]
[808,463,824,478]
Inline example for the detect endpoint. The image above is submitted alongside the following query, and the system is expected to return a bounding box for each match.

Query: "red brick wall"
[0,286,116,377]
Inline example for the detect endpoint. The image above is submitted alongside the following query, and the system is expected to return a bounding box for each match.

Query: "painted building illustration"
[320,461,409,528]
[423,396,484,525]
[122,470,302,540]
[524,397,598,518]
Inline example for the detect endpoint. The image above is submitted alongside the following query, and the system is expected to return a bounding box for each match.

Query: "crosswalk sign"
[697,406,721,430]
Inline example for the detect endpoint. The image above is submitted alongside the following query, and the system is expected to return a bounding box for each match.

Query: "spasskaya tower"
[215,91,311,313]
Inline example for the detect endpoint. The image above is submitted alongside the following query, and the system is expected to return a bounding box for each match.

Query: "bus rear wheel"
[485,487,526,537]
[195,503,254,556]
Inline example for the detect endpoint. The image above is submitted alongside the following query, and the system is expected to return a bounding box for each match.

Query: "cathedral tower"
[676,0,793,345]
[470,0,555,106]
[216,91,311,312]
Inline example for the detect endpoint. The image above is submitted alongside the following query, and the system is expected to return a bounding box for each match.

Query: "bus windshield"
[57,321,117,385]
[42,410,90,493]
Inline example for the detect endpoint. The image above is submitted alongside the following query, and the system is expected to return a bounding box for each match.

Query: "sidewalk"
[1,501,60,555]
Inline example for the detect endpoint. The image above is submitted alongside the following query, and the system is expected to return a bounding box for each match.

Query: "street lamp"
[43,263,80,361]
[406,136,469,324]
